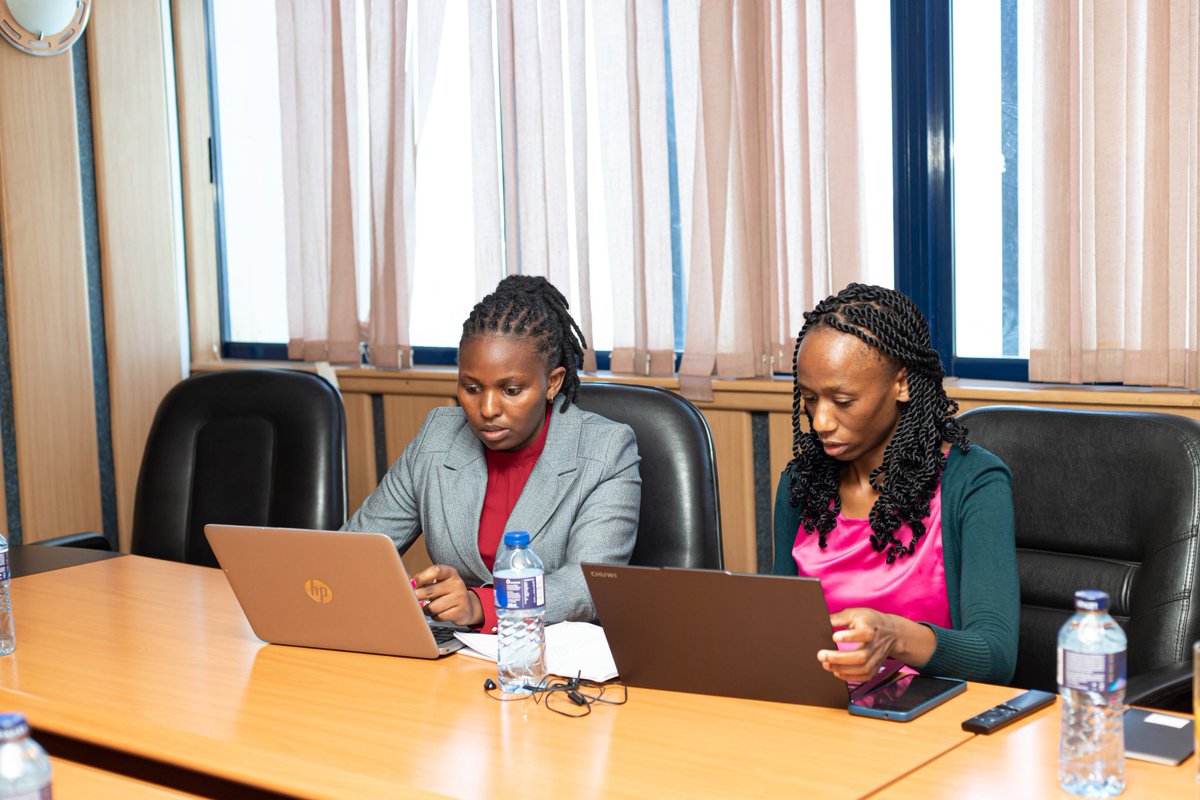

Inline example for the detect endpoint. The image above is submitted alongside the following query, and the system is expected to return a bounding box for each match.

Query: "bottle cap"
[1074,589,1110,612]
[503,531,530,548]
[0,713,29,741]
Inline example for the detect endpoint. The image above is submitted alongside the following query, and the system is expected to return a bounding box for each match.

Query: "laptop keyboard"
[428,623,472,645]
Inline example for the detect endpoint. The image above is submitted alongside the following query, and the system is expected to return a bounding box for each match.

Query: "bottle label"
[495,574,544,611]
[3,787,51,800]
[0,551,9,582]
[1057,648,1126,692]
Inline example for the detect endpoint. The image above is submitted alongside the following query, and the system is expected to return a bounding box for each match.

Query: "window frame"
[891,0,1030,383]
[203,0,238,360]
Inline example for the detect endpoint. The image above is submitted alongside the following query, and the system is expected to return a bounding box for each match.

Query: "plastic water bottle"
[1057,589,1127,798]
[0,534,13,656]
[494,531,546,694]
[0,713,52,799]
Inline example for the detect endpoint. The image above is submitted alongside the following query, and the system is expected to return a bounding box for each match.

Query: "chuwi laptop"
[582,563,851,707]
[205,524,465,658]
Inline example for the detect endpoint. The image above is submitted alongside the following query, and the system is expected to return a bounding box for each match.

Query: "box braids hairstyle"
[785,283,970,563]
[460,275,587,412]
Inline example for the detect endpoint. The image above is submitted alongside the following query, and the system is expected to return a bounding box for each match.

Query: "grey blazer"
[342,398,641,623]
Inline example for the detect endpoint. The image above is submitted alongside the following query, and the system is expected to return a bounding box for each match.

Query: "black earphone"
[483,678,496,691]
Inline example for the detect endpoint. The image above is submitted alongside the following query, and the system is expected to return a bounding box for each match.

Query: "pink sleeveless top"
[791,485,952,630]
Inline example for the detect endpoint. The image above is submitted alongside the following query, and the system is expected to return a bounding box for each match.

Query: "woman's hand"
[411,564,484,627]
[817,607,937,682]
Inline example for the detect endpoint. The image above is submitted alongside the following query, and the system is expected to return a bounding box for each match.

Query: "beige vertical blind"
[273,0,878,378]
[1029,0,1200,388]
[674,1,873,399]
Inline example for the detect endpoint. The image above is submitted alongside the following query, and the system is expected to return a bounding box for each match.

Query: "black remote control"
[961,689,1057,734]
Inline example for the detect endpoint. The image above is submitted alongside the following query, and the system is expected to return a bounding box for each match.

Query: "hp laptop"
[205,524,465,658]
[582,563,850,707]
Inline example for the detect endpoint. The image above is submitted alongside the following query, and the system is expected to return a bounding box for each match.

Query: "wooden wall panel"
[381,396,455,574]
[0,47,103,541]
[701,410,756,573]
[343,392,377,515]
[382,396,458,463]
[88,1,186,550]
[171,0,220,364]
[330,368,1200,578]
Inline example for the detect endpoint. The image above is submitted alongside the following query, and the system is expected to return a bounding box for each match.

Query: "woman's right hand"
[817,607,938,682]
[411,564,484,627]
[817,607,897,682]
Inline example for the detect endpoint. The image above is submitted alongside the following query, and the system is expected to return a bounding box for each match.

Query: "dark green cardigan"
[772,445,1019,684]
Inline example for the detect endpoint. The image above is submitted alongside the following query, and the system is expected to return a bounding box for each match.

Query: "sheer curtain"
[672,1,873,399]
[593,0,676,376]
[274,0,877,377]
[486,1,664,373]
[362,0,411,368]
[362,2,447,367]
[275,0,361,363]
[480,0,676,374]
[491,0,875,387]
[276,1,443,367]
[1028,1,1200,388]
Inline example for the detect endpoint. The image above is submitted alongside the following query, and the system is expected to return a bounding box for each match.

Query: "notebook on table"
[204,524,465,658]
[1124,708,1195,765]
[582,563,850,707]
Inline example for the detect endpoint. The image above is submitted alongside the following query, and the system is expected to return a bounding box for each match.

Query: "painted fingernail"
[411,579,417,588]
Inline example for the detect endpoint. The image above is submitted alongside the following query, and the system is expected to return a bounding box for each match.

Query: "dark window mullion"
[203,0,233,350]
[892,0,954,371]
[893,0,1032,383]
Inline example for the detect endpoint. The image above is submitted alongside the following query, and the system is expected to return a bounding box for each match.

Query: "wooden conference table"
[49,757,204,799]
[874,705,1199,800]
[0,554,1192,798]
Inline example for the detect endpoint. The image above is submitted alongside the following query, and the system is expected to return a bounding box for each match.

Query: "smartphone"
[848,673,967,722]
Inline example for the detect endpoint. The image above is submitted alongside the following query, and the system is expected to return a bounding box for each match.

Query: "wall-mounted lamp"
[0,0,91,56]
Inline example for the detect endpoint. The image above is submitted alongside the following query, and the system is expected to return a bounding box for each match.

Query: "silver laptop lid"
[205,524,462,658]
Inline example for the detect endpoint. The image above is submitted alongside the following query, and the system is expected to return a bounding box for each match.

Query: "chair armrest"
[32,532,113,551]
[1126,661,1193,712]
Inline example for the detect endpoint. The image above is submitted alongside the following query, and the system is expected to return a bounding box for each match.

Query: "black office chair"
[574,382,723,569]
[41,369,347,567]
[960,405,1200,710]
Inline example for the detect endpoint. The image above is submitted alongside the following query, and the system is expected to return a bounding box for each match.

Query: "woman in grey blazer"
[343,276,641,629]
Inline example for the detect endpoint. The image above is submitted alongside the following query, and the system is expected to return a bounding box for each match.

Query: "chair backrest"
[131,369,347,567]
[959,405,1200,691]
[573,383,723,569]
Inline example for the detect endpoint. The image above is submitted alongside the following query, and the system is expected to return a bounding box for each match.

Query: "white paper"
[1144,712,1190,729]
[454,621,618,682]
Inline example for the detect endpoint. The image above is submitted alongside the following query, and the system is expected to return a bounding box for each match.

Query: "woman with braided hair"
[772,283,1018,684]
[344,275,641,630]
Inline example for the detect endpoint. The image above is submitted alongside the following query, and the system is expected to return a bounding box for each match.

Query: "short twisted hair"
[785,283,969,562]
[460,275,587,412]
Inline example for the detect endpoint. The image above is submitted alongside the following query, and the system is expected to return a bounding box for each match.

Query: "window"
[859,4,896,292]
[207,2,619,359]
[952,0,1027,360]
[951,0,1029,364]
[208,0,287,348]
[894,0,1030,381]
[407,3,486,349]
[211,2,999,377]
